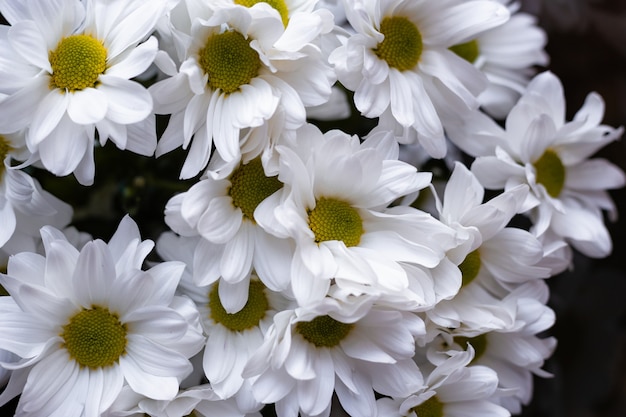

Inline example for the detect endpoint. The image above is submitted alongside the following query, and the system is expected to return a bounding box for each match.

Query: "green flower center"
[234,0,289,27]
[229,157,283,222]
[411,395,444,417]
[209,280,269,331]
[458,249,481,287]
[0,135,12,178]
[296,315,354,348]
[449,39,480,63]
[374,16,423,71]
[308,198,364,247]
[533,149,566,198]
[49,34,107,92]
[61,306,127,369]
[454,333,488,363]
[199,30,261,94]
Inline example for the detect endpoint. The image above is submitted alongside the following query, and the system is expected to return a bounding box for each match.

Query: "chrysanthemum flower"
[164,153,294,312]
[377,346,510,417]
[0,216,205,416]
[0,0,164,185]
[150,1,335,178]
[243,296,425,417]
[255,124,458,305]
[329,0,509,157]
[448,71,626,258]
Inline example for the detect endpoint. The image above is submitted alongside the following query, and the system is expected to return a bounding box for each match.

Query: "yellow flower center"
[458,249,481,287]
[234,0,289,27]
[533,149,566,198]
[449,39,480,63]
[374,16,423,71]
[308,198,364,247]
[0,135,13,178]
[411,395,444,417]
[199,30,261,94]
[61,306,127,369]
[49,34,107,92]
[229,157,283,222]
[454,333,488,363]
[296,315,354,348]
[209,280,269,331]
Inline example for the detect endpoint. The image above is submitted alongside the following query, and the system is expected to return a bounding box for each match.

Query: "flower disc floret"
[234,0,289,27]
[229,157,283,222]
[533,149,566,198]
[374,16,423,71]
[209,280,269,331]
[199,30,261,94]
[61,306,127,369]
[411,395,444,417]
[454,333,488,363]
[49,34,107,91]
[459,249,481,287]
[308,198,364,247]
[449,39,480,63]
[295,315,354,348]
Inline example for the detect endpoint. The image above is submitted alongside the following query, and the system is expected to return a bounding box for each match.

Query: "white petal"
[7,20,52,72]
[72,240,114,308]
[67,88,108,124]
[98,75,152,124]
[28,90,70,145]
[106,36,158,79]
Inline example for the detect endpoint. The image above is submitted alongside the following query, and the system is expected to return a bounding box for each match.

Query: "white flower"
[243,296,425,417]
[377,346,510,417]
[448,71,626,258]
[156,231,292,409]
[150,1,335,178]
[255,124,458,305]
[0,216,205,416]
[0,0,164,185]
[164,153,294,312]
[329,0,509,157]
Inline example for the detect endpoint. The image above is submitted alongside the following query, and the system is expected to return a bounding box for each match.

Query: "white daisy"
[156,231,292,409]
[448,71,626,258]
[255,124,458,305]
[0,0,164,185]
[150,1,336,178]
[0,216,205,416]
[164,153,294,312]
[243,295,425,417]
[377,346,510,417]
[329,0,509,157]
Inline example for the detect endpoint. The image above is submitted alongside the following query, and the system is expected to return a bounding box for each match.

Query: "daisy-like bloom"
[448,0,549,119]
[329,0,509,157]
[0,216,205,417]
[0,0,165,185]
[243,295,426,417]
[255,124,459,305]
[103,384,261,417]
[150,1,336,179]
[156,231,292,409]
[377,346,510,417]
[429,280,556,415]
[164,152,294,312]
[448,71,626,258]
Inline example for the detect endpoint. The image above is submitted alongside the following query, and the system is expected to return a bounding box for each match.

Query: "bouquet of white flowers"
[0,1,624,416]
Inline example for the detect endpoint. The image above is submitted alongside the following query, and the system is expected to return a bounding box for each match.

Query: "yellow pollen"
[533,149,566,198]
[199,30,261,94]
[229,157,283,222]
[296,315,354,348]
[308,198,364,247]
[49,34,107,92]
[234,0,289,27]
[449,39,480,63]
[411,395,444,417]
[61,306,127,369]
[209,280,269,331]
[459,249,481,287]
[374,16,423,71]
